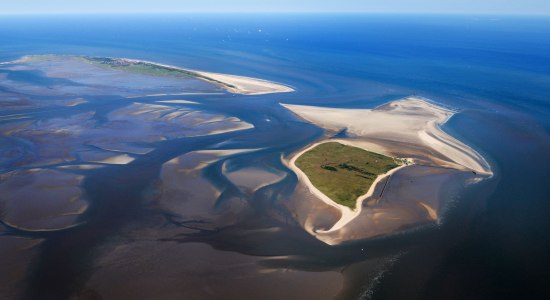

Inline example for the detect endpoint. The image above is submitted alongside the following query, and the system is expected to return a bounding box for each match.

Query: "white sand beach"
[192,70,295,95]
[115,58,295,95]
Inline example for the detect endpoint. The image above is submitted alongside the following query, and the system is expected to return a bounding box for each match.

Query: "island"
[294,142,405,209]
[15,55,295,95]
[283,97,493,244]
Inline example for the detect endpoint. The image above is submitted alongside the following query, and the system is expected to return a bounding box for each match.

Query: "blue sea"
[1,14,549,299]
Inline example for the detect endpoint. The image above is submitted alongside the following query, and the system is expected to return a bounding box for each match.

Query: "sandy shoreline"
[192,69,295,95]
[283,97,493,236]
[114,57,296,95]
[14,55,295,95]
[283,97,492,175]
[287,140,411,232]
[97,57,295,95]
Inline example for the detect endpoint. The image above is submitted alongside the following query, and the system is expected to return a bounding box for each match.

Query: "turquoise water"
[1,14,549,299]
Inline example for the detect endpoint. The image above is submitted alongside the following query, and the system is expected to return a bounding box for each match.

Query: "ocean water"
[1,14,549,299]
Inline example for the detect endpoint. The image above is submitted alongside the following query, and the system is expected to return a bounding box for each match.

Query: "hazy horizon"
[1,0,549,15]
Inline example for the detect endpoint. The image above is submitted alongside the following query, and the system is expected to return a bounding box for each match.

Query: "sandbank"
[283,97,492,175]
[93,57,295,95]
[283,97,492,234]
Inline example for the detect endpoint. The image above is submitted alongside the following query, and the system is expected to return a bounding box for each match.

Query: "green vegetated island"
[20,54,294,95]
[295,142,402,209]
[83,57,237,89]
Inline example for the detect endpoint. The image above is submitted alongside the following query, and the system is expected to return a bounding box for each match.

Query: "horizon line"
[1,11,549,16]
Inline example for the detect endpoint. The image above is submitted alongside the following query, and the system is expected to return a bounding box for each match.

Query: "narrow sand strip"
[192,70,295,95]
[156,100,200,105]
[112,58,295,95]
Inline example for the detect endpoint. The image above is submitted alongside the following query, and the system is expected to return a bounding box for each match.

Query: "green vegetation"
[295,142,400,209]
[83,57,236,89]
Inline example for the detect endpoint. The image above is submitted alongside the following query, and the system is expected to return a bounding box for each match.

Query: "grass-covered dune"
[295,142,400,209]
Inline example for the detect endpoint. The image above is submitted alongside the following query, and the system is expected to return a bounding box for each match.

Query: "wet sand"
[0,169,87,232]
[282,97,492,244]
[0,237,43,299]
[83,242,342,300]
[0,103,254,168]
[74,148,343,300]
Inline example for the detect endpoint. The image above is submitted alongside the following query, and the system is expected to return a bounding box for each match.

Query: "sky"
[1,0,549,15]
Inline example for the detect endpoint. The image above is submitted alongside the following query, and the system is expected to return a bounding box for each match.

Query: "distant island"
[16,55,295,95]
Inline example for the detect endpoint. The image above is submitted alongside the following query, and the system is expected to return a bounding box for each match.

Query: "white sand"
[196,148,262,157]
[283,97,492,175]
[118,58,295,95]
[156,100,199,105]
[206,121,254,135]
[14,55,294,95]
[283,97,492,233]
[192,70,295,95]
[58,164,105,170]
[88,154,135,165]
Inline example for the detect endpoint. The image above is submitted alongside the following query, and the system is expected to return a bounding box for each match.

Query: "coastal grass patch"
[295,142,401,209]
[85,57,198,77]
[83,57,236,89]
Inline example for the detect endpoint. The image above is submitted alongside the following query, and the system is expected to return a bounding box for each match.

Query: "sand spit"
[192,70,295,95]
[90,57,295,95]
[282,97,492,243]
[156,100,200,105]
[14,55,294,95]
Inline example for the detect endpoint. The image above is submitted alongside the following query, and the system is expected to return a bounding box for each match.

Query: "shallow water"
[0,14,549,299]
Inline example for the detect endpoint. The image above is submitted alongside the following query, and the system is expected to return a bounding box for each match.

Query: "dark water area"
[1,14,549,299]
